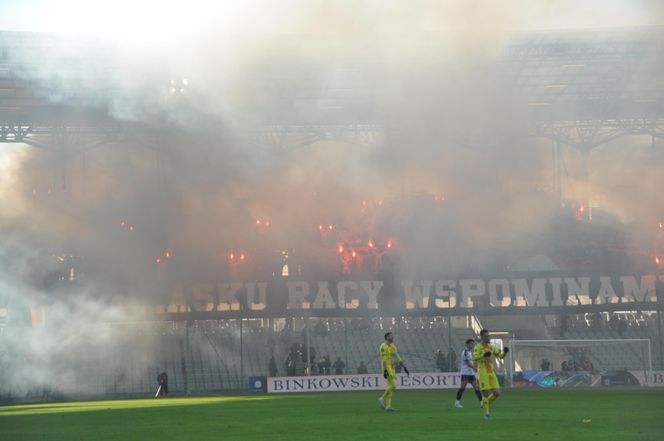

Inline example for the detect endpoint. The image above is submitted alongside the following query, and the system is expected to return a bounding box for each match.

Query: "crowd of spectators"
[559,349,594,372]
[274,341,352,377]
[434,349,457,372]
[564,312,653,336]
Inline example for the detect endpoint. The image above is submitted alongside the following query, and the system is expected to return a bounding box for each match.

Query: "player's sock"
[482,397,490,414]
[456,387,465,401]
[475,389,483,401]
[385,387,393,408]
[487,393,497,404]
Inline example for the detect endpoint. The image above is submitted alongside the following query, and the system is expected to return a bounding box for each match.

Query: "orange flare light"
[229,252,235,261]
[328,224,333,231]
[338,245,344,253]
[351,250,356,258]
[656,256,661,265]
[165,251,171,258]
[368,240,374,248]
[256,219,261,225]
[240,253,246,261]
[155,257,162,264]
[387,241,393,248]
[659,222,663,229]
[319,224,324,231]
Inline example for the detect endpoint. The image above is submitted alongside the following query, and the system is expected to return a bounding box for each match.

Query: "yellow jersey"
[379,342,402,372]
[473,342,505,376]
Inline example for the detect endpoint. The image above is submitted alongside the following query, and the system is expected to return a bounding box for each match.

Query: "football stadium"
[1,1,664,440]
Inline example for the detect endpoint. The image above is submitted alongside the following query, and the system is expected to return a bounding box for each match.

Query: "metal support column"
[447,302,453,371]
[344,318,349,374]
[553,139,563,206]
[581,148,590,219]
[306,315,311,376]
[184,320,190,395]
[658,307,663,370]
[239,311,244,390]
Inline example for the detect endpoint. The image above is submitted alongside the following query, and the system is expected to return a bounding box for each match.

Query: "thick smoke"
[1,0,663,397]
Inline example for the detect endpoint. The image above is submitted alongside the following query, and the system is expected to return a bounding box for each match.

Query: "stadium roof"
[1,27,663,149]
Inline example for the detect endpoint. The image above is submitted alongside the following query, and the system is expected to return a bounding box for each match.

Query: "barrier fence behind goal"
[507,339,653,387]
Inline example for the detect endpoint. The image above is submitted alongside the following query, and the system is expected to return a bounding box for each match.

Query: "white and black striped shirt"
[460,348,475,376]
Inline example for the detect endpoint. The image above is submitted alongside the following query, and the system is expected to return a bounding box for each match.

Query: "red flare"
[155,257,162,264]
[368,240,374,248]
[328,224,333,231]
[165,251,171,258]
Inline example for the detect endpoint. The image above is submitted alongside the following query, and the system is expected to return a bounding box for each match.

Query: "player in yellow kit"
[473,329,508,421]
[378,331,409,412]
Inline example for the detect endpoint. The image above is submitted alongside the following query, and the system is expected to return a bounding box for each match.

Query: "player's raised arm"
[473,344,489,361]
[495,344,508,359]
[492,345,502,358]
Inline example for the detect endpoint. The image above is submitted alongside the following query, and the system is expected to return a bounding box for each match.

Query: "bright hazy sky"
[0,0,661,42]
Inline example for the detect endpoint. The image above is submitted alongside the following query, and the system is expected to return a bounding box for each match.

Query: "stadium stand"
[1,313,659,398]
[43,320,469,394]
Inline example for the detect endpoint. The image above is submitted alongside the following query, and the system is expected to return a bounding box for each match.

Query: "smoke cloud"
[0,0,662,397]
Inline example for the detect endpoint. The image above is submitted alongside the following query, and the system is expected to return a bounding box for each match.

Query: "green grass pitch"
[1,389,663,441]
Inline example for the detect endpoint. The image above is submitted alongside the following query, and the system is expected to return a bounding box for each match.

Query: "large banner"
[266,370,664,393]
[649,371,664,387]
[512,370,664,387]
[267,372,461,393]
[152,274,664,318]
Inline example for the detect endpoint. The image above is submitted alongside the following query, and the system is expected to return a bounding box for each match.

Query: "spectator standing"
[333,357,346,375]
[156,372,168,397]
[269,356,278,377]
[435,350,447,372]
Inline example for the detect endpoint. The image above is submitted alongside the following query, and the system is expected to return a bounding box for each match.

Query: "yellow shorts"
[479,373,499,391]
